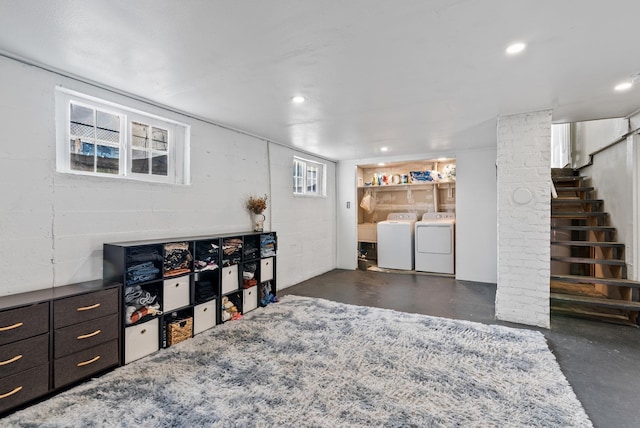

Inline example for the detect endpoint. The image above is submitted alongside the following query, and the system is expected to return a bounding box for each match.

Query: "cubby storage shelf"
[104,231,277,365]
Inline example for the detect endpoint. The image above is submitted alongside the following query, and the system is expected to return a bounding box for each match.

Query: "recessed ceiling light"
[380,147,388,152]
[292,96,306,104]
[378,162,386,166]
[614,81,633,91]
[506,42,526,55]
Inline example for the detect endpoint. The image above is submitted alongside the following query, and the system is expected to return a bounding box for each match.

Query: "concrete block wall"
[269,144,336,287]
[496,110,551,328]
[0,55,336,296]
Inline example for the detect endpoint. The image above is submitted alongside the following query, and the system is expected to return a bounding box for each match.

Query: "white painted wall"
[629,110,640,131]
[269,144,336,287]
[633,133,640,281]
[337,147,498,285]
[455,148,497,284]
[496,110,551,328]
[337,161,359,270]
[0,55,336,296]
[571,118,629,168]
[581,141,632,258]
[574,112,640,277]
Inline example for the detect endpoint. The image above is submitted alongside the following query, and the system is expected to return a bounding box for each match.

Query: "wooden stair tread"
[550,293,640,310]
[553,176,589,182]
[551,199,603,204]
[550,281,608,298]
[551,168,577,175]
[551,225,615,231]
[550,256,625,266]
[554,186,594,192]
[551,211,607,216]
[551,240,624,248]
[550,306,637,326]
[551,274,640,288]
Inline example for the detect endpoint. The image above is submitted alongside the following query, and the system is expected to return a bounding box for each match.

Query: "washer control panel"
[421,212,455,221]
[387,212,418,221]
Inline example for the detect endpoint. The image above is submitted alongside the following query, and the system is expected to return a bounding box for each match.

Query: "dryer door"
[416,224,452,255]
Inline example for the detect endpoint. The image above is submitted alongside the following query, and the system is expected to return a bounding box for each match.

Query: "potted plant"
[246,194,268,232]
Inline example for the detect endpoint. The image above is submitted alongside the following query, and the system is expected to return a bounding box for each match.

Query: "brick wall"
[496,110,551,328]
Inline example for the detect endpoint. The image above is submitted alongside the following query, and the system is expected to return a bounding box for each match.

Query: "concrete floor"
[281,269,640,428]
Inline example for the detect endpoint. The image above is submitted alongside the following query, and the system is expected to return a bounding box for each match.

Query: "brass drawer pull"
[77,330,101,340]
[77,303,101,312]
[0,354,23,366]
[0,322,23,332]
[0,386,22,399]
[77,355,100,367]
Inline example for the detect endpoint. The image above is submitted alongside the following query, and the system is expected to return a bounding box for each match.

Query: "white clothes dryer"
[415,212,455,274]
[376,213,418,271]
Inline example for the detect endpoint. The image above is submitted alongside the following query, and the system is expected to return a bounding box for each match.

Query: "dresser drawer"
[0,333,49,380]
[193,300,216,335]
[124,318,159,364]
[260,257,274,282]
[54,288,119,329]
[54,313,119,359]
[0,363,49,414]
[221,265,239,295]
[0,303,49,346]
[163,276,191,312]
[53,339,119,389]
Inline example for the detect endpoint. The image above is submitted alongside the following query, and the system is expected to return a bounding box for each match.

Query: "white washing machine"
[377,213,418,270]
[415,212,455,274]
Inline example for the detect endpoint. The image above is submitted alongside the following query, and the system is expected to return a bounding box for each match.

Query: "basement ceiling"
[1,0,639,161]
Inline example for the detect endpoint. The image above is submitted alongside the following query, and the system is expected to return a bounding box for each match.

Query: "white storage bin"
[163,275,190,312]
[193,300,217,335]
[260,257,274,282]
[243,287,258,313]
[124,318,159,364]
[221,265,239,295]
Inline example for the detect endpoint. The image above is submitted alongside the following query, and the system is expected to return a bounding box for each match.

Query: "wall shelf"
[358,181,455,191]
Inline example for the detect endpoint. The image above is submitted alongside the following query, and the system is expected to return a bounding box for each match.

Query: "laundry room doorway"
[356,159,456,273]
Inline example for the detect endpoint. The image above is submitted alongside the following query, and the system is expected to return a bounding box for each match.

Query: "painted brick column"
[496,110,551,328]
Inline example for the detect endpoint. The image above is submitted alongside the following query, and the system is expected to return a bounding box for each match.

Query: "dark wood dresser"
[0,280,121,415]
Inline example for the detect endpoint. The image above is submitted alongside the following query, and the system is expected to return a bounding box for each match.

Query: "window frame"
[67,100,126,176]
[293,156,326,197]
[56,87,190,185]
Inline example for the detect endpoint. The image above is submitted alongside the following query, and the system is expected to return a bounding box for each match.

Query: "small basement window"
[56,87,190,184]
[293,156,326,196]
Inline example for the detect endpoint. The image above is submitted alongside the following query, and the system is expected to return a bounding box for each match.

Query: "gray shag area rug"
[4,295,592,427]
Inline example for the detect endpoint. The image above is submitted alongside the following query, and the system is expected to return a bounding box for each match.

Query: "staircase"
[550,168,640,325]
